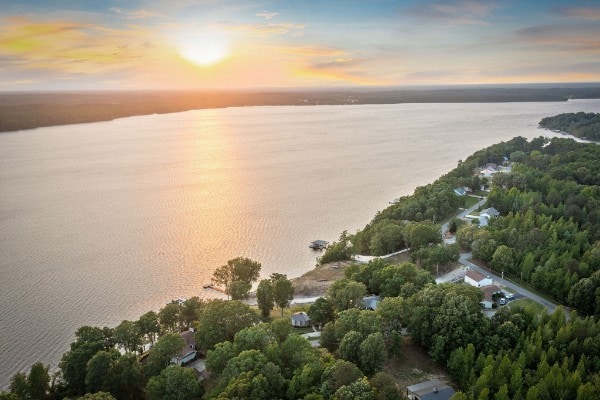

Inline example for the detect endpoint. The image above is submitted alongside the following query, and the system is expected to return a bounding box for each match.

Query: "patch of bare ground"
[384,337,455,394]
[291,260,354,297]
[291,252,413,298]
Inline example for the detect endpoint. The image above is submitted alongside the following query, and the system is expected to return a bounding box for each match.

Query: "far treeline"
[321,135,600,317]
[539,112,600,141]
[2,86,600,132]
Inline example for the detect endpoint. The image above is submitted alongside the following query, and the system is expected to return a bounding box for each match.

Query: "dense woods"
[539,112,600,141]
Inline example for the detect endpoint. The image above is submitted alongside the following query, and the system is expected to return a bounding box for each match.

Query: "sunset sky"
[1,0,599,90]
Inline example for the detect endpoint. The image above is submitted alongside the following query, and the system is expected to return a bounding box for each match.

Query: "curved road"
[442,195,487,243]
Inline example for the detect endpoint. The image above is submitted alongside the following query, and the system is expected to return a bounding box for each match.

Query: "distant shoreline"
[2,85,600,133]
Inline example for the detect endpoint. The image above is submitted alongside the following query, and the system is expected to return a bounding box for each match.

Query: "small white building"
[291,312,311,327]
[465,270,493,288]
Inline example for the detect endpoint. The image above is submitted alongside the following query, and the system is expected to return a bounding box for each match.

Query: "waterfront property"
[171,330,198,365]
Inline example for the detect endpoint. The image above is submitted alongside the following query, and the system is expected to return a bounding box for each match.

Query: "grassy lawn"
[509,298,545,314]
[463,196,480,208]
[291,326,314,335]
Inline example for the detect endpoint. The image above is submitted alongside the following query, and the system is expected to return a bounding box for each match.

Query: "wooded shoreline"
[2,85,600,133]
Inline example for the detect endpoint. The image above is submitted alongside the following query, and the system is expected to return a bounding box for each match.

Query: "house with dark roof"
[481,284,502,309]
[171,330,198,365]
[406,379,455,400]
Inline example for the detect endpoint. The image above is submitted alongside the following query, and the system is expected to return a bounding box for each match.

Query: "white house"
[480,207,500,219]
[465,270,493,288]
[291,312,311,327]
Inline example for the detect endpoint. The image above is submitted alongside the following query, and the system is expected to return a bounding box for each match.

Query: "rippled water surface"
[1,100,599,386]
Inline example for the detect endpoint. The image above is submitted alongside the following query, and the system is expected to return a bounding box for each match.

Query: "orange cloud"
[0,16,165,75]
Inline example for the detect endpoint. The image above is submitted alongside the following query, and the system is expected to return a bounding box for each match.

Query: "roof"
[362,295,381,310]
[311,240,328,246]
[407,379,455,400]
[480,207,500,217]
[179,330,196,358]
[291,312,310,322]
[454,188,466,196]
[465,270,487,282]
[481,285,501,301]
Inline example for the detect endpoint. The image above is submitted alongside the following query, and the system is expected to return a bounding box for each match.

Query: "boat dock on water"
[309,240,329,250]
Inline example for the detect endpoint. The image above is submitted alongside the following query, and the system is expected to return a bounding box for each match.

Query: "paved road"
[459,252,559,313]
[442,195,487,243]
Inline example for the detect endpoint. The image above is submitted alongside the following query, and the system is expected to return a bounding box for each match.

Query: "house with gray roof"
[291,312,311,327]
[406,379,455,400]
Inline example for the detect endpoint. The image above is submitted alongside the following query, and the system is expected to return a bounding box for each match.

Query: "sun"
[178,33,229,67]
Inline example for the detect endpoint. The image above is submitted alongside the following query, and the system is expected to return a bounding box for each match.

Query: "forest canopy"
[539,112,600,141]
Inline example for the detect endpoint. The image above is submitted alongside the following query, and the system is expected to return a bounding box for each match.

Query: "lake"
[1,100,599,386]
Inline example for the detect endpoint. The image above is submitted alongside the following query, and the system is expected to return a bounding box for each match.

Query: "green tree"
[205,341,235,377]
[85,350,118,393]
[229,280,252,300]
[9,373,28,400]
[338,331,363,364]
[491,245,514,274]
[146,365,203,400]
[26,362,50,400]
[472,230,498,262]
[113,320,142,354]
[158,303,180,333]
[404,221,442,250]
[59,326,113,395]
[456,224,479,250]
[332,377,376,400]
[137,311,160,346]
[195,300,259,352]
[270,318,292,342]
[359,333,386,375]
[212,257,261,299]
[328,279,367,312]
[180,297,204,326]
[256,279,274,319]
[369,372,400,400]
[145,333,185,378]
[321,360,364,398]
[308,297,335,328]
[271,273,294,316]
